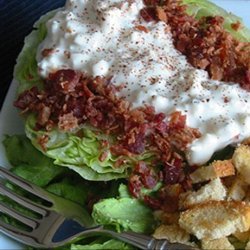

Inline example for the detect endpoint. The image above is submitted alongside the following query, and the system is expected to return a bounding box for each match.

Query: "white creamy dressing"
[37,0,250,165]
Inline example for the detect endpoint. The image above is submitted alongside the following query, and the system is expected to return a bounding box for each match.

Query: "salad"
[1,0,250,249]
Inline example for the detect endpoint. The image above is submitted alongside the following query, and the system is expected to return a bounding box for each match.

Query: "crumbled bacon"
[231,21,242,31]
[58,112,78,131]
[141,0,250,90]
[14,87,39,111]
[15,72,200,209]
[46,69,81,93]
[135,25,149,33]
[163,158,183,185]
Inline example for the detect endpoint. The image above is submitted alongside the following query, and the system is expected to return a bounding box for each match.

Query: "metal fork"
[0,166,197,249]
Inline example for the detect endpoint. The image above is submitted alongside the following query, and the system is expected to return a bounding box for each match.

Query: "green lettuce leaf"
[92,194,155,234]
[14,9,58,94]
[25,114,154,181]
[182,0,250,42]
[3,135,65,187]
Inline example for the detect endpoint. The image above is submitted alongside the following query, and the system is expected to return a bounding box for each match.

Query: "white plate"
[0,1,249,249]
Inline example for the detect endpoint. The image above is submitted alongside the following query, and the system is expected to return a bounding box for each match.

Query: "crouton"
[153,224,190,244]
[233,229,250,242]
[201,238,234,250]
[227,175,248,201]
[242,137,250,146]
[179,201,250,240]
[233,145,250,184]
[179,178,226,210]
[190,160,235,183]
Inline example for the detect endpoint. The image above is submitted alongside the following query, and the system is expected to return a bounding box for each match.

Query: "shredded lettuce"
[182,0,250,42]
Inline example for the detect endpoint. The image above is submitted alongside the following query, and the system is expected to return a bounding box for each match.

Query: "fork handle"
[101,230,197,250]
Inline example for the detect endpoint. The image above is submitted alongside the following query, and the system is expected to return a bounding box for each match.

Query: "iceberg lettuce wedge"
[25,115,155,181]
[14,10,59,94]
[14,0,250,181]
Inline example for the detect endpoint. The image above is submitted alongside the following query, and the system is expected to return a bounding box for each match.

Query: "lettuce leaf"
[14,9,58,94]
[25,114,155,181]
[182,0,250,42]
[3,135,65,186]
[2,136,143,249]
[92,185,155,234]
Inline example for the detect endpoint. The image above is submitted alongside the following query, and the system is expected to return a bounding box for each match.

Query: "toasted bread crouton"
[179,201,250,240]
[153,224,190,244]
[227,175,248,201]
[233,145,250,184]
[242,137,250,145]
[190,160,235,183]
[233,229,250,242]
[179,178,226,210]
[201,238,234,250]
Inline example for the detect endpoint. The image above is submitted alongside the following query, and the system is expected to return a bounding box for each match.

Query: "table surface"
[0,0,249,109]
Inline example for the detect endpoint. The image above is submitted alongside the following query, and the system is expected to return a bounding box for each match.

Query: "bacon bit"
[140,7,157,22]
[144,195,162,210]
[100,140,109,148]
[16,70,201,210]
[58,112,78,131]
[99,151,109,162]
[231,21,242,31]
[156,6,167,22]
[143,0,162,6]
[37,104,51,126]
[169,111,186,130]
[129,174,143,198]
[142,0,250,90]
[110,145,133,157]
[135,25,149,33]
[133,162,158,189]
[14,87,39,111]
[37,134,49,151]
[210,62,223,80]
[41,48,55,57]
[246,70,250,84]
[163,159,183,185]
[47,69,81,93]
